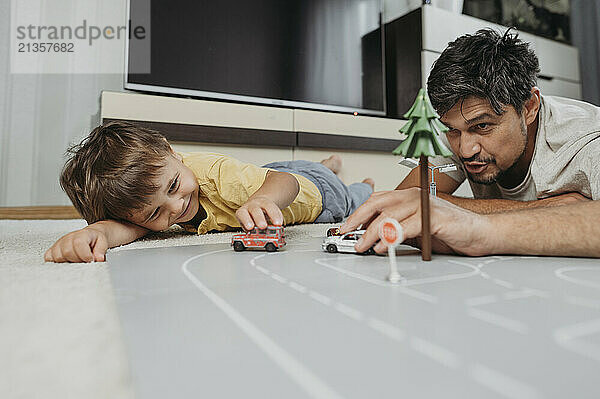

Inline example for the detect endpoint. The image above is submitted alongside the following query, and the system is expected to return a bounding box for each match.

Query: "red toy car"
[231,226,286,252]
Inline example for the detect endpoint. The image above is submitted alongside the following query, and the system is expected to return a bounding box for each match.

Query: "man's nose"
[459,132,481,159]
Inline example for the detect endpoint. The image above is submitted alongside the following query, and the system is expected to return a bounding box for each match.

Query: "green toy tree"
[393,88,452,261]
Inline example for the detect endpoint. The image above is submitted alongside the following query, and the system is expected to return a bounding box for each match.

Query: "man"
[341,28,600,257]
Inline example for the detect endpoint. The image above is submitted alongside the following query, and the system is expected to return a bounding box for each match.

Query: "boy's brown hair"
[61,121,172,224]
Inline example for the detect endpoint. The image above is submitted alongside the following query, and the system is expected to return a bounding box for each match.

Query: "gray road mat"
[108,238,600,399]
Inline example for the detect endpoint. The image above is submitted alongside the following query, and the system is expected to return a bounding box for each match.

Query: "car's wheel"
[326,244,338,253]
[265,243,277,252]
[233,241,246,252]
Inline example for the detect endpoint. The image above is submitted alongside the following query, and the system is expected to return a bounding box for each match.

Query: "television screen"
[126,0,385,115]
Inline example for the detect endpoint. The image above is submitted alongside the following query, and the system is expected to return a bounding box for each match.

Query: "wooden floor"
[0,206,80,219]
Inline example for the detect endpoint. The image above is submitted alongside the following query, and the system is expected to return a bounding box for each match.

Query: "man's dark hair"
[427,28,540,116]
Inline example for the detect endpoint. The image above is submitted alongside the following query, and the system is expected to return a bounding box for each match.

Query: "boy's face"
[128,152,199,231]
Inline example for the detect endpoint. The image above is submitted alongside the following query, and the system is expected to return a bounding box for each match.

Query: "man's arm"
[341,188,600,258]
[44,220,149,263]
[235,170,300,230]
[396,164,590,214]
[486,200,600,257]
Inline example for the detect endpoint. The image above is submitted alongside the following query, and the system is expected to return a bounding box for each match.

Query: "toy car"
[326,227,342,237]
[231,225,286,252]
[322,229,375,254]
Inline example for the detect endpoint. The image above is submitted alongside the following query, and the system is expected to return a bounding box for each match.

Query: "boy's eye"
[150,208,159,220]
[169,177,179,194]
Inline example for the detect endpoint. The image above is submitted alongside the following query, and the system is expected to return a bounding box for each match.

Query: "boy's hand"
[236,195,284,230]
[44,226,109,263]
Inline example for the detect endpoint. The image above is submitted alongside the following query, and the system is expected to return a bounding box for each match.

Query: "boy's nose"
[166,197,185,216]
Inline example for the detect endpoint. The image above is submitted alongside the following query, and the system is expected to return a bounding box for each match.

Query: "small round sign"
[379,218,403,246]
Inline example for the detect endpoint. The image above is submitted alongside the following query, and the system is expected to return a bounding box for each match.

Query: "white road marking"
[465,295,498,307]
[404,260,480,286]
[481,272,491,279]
[470,363,541,399]
[367,318,405,342]
[565,296,600,309]
[255,265,271,276]
[270,273,288,284]
[467,289,547,308]
[308,291,333,306]
[555,266,600,290]
[289,281,308,294]
[554,318,600,363]
[491,256,516,261]
[410,337,461,369]
[492,279,515,289]
[334,303,363,321]
[314,258,438,304]
[467,308,529,334]
[503,289,541,301]
[182,253,344,399]
[521,287,550,298]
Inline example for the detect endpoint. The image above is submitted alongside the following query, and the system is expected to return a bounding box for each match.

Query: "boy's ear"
[167,141,183,161]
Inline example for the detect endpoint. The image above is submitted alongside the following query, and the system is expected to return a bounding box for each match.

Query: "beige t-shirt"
[179,152,323,234]
[431,95,600,200]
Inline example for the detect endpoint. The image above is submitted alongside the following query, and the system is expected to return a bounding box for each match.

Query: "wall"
[0,0,125,206]
[0,0,462,207]
[571,0,600,106]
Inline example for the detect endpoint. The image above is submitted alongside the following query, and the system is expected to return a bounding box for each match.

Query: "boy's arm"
[44,219,149,263]
[235,170,300,230]
[396,164,590,214]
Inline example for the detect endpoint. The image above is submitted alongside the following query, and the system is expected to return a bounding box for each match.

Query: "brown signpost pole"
[419,155,431,261]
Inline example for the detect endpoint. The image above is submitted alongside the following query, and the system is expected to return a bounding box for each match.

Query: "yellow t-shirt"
[179,152,323,234]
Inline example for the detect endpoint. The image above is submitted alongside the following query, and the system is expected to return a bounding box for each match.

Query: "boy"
[45,121,374,263]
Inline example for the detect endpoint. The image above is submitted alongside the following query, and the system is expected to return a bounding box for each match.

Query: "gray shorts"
[263,160,373,223]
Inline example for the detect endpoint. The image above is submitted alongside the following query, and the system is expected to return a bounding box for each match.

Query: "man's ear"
[523,87,541,126]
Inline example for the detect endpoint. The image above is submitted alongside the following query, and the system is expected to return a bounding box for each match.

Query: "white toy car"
[322,229,375,254]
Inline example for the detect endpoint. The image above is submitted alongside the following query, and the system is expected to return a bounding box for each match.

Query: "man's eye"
[151,208,159,220]
[476,123,490,130]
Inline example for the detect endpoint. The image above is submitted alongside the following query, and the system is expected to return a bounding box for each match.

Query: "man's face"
[128,153,199,231]
[441,96,528,185]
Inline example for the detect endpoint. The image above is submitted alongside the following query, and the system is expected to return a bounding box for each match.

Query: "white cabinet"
[386,6,582,117]
[100,91,408,190]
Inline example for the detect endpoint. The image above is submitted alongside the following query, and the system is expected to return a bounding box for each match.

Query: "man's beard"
[463,120,528,185]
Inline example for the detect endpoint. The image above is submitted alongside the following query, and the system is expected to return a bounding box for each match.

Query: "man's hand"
[236,195,284,230]
[340,188,494,256]
[44,226,109,263]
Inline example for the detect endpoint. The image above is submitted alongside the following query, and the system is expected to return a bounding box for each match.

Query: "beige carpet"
[0,219,333,399]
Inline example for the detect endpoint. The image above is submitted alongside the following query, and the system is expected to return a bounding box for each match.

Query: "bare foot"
[320,154,342,174]
[362,178,375,190]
